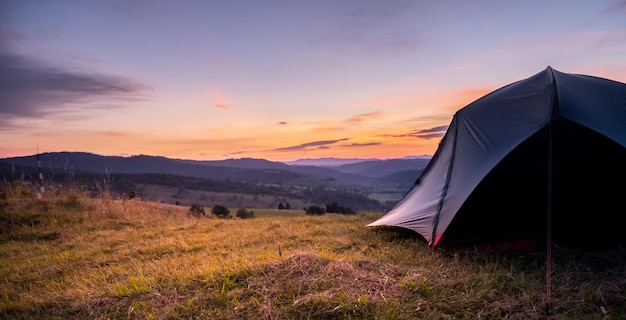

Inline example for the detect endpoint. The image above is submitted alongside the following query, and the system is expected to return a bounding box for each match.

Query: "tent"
[368,67,626,248]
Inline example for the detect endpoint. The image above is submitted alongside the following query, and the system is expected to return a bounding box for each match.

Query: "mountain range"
[0,152,430,187]
[0,152,431,209]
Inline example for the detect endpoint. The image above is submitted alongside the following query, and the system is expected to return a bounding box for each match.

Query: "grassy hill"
[1,183,625,319]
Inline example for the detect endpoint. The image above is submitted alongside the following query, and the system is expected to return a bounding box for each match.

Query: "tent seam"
[431,116,458,246]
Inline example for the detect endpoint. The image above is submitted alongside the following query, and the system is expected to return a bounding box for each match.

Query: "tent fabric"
[367,67,626,247]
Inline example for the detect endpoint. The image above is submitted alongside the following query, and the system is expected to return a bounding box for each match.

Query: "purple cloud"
[273,138,350,151]
[417,125,448,133]
[378,125,448,140]
[343,142,381,147]
[408,125,448,139]
[0,48,149,128]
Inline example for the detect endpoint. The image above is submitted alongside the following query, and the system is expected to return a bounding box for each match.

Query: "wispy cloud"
[273,138,350,151]
[409,125,448,139]
[379,125,448,140]
[208,88,231,110]
[0,50,148,127]
[277,121,288,125]
[343,142,381,147]
[416,125,448,134]
[344,111,385,123]
[412,132,446,139]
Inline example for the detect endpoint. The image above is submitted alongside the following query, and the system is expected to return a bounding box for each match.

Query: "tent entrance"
[438,118,626,248]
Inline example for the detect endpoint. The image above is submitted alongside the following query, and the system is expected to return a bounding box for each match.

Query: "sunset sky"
[1,1,625,162]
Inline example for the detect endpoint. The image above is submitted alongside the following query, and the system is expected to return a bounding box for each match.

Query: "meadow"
[1,181,625,319]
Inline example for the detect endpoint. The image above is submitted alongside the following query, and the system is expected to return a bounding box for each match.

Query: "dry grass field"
[1,181,625,319]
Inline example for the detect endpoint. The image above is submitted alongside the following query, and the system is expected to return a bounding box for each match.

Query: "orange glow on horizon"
[5,71,620,162]
[99,131,132,138]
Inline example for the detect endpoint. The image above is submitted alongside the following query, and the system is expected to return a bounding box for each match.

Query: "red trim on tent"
[432,234,443,247]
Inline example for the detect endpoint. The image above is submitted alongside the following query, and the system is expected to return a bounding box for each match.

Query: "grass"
[1,183,625,319]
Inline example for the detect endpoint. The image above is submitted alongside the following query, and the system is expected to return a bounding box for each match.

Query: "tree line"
[1,170,386,211]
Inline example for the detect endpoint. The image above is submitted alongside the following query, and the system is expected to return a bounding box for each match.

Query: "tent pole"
[546,121,553,314]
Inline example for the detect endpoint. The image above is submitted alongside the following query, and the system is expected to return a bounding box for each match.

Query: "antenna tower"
[36,143,45,199]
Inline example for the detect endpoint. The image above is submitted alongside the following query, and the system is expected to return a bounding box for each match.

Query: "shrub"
[305,205,326,216]
[325,202,356,214]
[236,208,255,219]
[189,203,205,216]
[211,204,231,218]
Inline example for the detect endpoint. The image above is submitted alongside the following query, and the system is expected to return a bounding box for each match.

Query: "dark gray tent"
[368,67,626,248]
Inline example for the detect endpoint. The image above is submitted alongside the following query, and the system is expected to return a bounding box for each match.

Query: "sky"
[1,1,625,162]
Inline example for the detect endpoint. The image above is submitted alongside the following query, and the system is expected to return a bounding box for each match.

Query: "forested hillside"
[0,165,388,211]
[0,152,430,210]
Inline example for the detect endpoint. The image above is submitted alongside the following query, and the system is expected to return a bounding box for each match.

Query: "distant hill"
[1,152,311,184]
[0,152,430,207]
[176,157,290,170]
[0,152,429,187]
[374,170,423,186]
[284,158,379,167]
[284,156,432,167]
[335,158,431,178]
